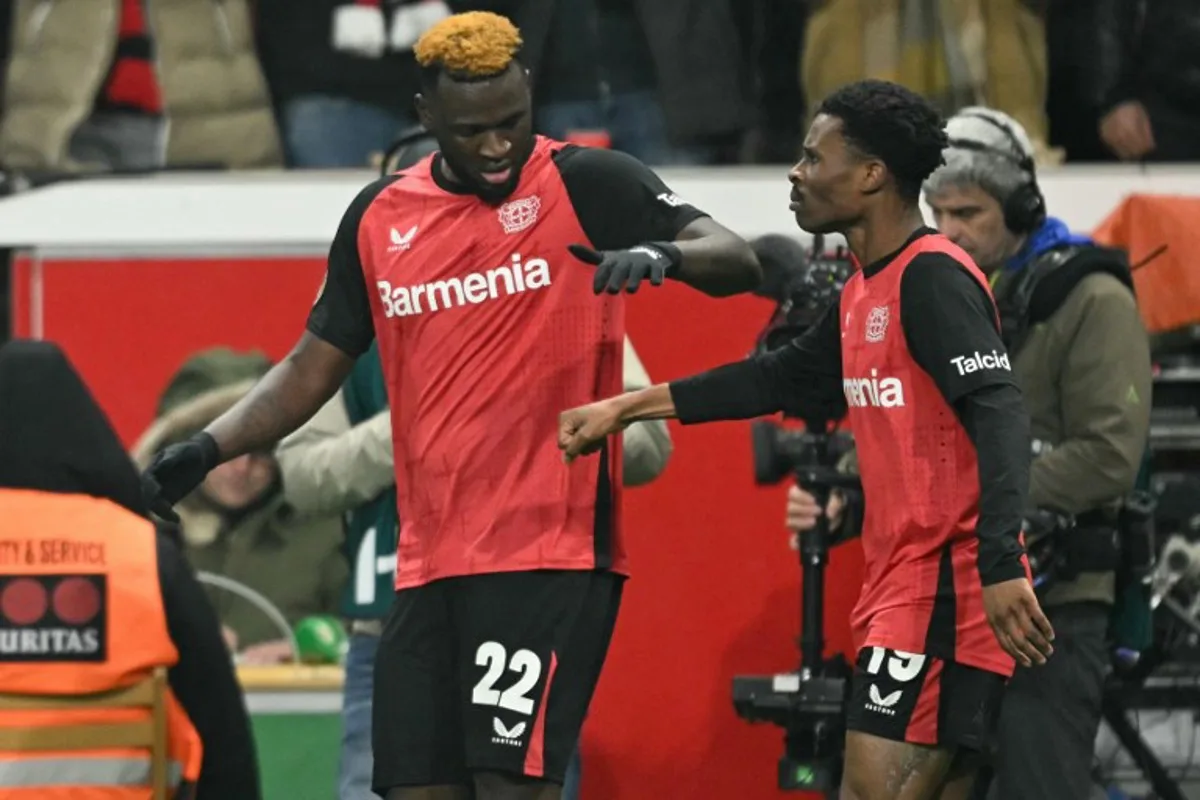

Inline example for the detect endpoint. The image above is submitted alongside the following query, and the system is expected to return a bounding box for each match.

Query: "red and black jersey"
[671,228,1031,677]
[307,136,706,589]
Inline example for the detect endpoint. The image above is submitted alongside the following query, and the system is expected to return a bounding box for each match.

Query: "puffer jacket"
[1,0,282,171]
[1081,0,1200,115]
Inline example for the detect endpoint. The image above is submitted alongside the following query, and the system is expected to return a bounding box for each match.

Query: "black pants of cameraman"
[977,602,1110,799]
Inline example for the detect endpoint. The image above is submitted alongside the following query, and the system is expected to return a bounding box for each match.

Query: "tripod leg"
[1101,692,1188,800]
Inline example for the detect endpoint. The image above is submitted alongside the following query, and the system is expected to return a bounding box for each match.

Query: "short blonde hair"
[413,12,522,80]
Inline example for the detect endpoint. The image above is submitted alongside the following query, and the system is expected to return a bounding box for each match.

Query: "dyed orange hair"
[413,12,523,79]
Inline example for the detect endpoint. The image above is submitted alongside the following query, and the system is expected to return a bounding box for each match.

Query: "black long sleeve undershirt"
[670,247,1029,585]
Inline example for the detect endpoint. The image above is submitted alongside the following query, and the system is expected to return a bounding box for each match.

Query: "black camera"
[732,236,859,795]
[753,235,856,356]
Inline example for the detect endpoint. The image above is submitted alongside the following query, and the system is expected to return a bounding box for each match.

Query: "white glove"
[333,4,387,58]
[390,0,451,51]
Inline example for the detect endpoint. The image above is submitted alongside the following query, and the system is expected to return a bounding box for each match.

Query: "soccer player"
[557,80,1054,800]
[139,11,760,800]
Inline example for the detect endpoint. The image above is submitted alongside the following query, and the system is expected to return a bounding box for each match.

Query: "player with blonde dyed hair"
[140,10,761,800]
[410,12,532,204]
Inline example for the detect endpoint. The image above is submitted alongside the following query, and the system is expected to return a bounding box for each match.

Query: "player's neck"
[438,155,464,188]
[845,206,928,267]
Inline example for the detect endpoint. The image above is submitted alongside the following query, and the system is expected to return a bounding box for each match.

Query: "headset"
[946,111,1046,234]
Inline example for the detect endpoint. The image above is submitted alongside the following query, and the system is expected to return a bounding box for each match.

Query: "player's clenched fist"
[558,399,626,462]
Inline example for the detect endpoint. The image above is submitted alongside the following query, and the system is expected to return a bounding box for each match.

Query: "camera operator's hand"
[785,485,845,549]
[982,578,1055,668]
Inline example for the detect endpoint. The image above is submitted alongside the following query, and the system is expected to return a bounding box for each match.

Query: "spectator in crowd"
[276,335,672,800]
[132,347,347,664]
[0,339,261,799]
[1080,0,1200,162]
[800,0,1055,161]
[731,1,807,164]
[255,0,450,168]
[474,0,749,165]
[0,0,281,172]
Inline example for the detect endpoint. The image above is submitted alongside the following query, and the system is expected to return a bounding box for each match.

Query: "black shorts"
[371,569,624,792]
[844,647,1006,750]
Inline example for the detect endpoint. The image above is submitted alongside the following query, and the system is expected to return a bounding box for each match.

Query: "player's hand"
[785,486,845,549]
[567,243,678,294]
[141,432,220,523]
[982,578,1055,668]
[558,398,627,462]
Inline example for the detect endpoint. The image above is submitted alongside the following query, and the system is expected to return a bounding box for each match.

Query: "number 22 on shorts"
[472,641,544,716]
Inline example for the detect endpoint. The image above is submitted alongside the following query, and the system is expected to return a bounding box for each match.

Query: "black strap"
[996,245,1134,357]
[1061,526,1122,574]
[995,246,1080,356]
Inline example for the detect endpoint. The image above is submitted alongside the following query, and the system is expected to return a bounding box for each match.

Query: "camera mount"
[733,419,860,795]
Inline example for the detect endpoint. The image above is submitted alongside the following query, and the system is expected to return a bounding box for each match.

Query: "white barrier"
[0,164,1199,254]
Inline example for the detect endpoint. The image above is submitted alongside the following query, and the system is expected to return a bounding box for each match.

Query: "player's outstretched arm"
[140,333,356,522]
[557,146,761,297]
[669,216,762,297]
[559,304,847,460]
[559,384,675,462]
[142,176,392,522]
[205,332,355,460]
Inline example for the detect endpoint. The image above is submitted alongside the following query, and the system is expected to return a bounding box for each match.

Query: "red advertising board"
[11,252,863,800]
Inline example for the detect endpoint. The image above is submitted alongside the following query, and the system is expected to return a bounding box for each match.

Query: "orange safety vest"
[0,489,203,798]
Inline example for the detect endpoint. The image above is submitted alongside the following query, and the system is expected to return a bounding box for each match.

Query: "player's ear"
[859,159,887,195]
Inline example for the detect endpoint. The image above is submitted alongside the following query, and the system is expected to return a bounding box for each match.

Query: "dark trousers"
[980,602,1111,799]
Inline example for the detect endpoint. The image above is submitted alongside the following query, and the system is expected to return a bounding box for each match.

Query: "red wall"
[11,254,864,800]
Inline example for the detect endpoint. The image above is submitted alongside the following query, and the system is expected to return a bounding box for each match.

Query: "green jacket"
[992,243,1153,607]
[338,343,397,619]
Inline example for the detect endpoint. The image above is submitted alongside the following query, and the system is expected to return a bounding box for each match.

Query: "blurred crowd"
[1,0,1199,176]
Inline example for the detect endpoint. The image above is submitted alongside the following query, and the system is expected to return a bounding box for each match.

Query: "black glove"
[567,242,682,294]
[141,432,221,523]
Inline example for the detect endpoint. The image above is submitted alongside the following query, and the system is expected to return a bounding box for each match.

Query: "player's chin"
[474,172,522,204]
[795,211,839,235]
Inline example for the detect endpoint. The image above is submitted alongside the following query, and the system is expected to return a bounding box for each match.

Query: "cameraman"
[788,107,1153,799]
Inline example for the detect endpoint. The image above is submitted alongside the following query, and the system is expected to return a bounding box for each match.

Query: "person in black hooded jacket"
[0,339,261,800]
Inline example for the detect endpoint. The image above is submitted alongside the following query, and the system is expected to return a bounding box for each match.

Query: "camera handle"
[793,445,861,676]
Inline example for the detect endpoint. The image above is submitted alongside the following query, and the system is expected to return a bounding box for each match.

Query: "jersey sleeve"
[899,253,1018,401]
[669,300,846,424]
[552,145,709,250]
[900,253,1029,586]
[306,176,401,357]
